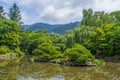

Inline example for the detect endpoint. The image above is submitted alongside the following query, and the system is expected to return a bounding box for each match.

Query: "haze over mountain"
[22,22,79,34]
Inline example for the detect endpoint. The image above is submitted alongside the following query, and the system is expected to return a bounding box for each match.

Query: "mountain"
[22,22,79,34]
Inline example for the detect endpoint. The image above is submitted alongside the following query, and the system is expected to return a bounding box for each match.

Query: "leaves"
[0,18,20,49]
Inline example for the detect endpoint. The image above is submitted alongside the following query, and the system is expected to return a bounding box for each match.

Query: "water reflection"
[0,57,120,80]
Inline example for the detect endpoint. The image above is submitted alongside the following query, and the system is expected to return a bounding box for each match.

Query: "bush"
[0,46,10,54]
[32,42,63,61]
[64,44,95,63]
[32,49,44,56]
[94,59,105,66]
[39,54,51,61]
[14,48,23,55]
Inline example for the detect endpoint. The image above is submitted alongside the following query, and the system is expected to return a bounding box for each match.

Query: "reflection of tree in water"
[0,58,20,80]
[0,57,120,80]
[18,57,120,80]
[61,63,120,80]
[18,57,63,80]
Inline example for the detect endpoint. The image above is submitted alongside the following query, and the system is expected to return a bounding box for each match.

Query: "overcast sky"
[0,0,120,25]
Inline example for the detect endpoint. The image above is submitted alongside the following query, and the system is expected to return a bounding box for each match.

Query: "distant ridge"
[22,22,79,34]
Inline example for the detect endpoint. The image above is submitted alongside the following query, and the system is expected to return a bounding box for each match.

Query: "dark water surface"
[0,56,120,80]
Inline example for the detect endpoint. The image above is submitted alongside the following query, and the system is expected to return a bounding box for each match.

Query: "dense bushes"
[32,42,63,61]
[64,21,120,57]
[0,45,23,55]
[90,23,120,56]
[14,48,23,55]
[64,44,95,63]
[0,18,23,55]
[32,43,96,65]
[0,18,20,49]
[20,30,51,54]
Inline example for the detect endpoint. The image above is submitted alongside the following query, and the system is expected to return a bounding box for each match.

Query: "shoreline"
[0,54,22,59]
[33,59,97,67]
[97,56,120,62]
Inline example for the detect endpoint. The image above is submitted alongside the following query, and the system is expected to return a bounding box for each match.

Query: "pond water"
[0,56,120,80]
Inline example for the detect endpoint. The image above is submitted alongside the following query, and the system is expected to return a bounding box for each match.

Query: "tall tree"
[0,6,5,18]
[0,18,20,49]
[81,9,93,26]
[8,3,22,26]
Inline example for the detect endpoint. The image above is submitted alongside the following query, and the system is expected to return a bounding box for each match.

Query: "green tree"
[110,10,120,22]
[90,23,120,56]
[0,6,5,18]
[81,9,93,26]
[81,9,113,27]
[64,24,93,49]
[19,30,32,53]
[0,18,20,49]
[8,3,22,25]
[20,30,51,54]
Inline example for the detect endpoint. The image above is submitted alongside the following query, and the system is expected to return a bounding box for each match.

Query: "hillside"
[22,22,79,34]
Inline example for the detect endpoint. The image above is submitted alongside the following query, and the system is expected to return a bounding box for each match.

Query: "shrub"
[32,49,44,56]
[14,48,23,55]
[39,54,51,61]
[32,42,63,61]
[94,59,105,66]
[0,46,10,54]
[64,44,95,63]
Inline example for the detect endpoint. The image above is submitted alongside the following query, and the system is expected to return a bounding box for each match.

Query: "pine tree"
[8,3,22,26]
[0,6,5,18]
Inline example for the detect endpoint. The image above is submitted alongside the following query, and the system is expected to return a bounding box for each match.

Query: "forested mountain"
[22,22,79,34]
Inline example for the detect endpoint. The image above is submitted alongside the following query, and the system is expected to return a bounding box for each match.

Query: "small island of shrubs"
[32,43,104,66]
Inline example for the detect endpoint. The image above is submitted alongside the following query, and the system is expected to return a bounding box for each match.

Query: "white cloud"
[1,0,120,24]
[94,0,120,12]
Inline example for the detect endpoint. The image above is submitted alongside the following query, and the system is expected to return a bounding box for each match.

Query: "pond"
[0,56,120,80]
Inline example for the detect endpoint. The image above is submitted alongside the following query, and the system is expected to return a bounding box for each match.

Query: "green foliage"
[63,9,120,57]
[0,18,20,49]
[65,35,74,48]
[106,23,120,56]
[57,44,65,53]
[0,6,5,18]
[64,44,95,63]
[94,59,105,66]
[19,30,32,53]
[64,24,93,49]
[91,23,120,56]
[0,46,10,54]
[8,3,22,25]
[74,25,93,47]
[14,47,23,55]
[49,32,63,43]
[19,30,52,54]
[81,9,119,27]
[32,42,63,61]
[110,10,120,22]
[29,30,51,53]
[81,9,93,26]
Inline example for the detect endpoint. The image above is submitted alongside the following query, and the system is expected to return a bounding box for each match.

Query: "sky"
[0,0,120,25]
